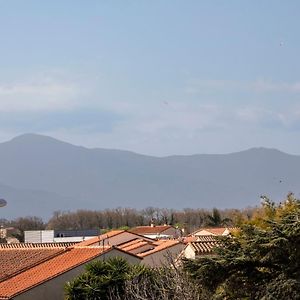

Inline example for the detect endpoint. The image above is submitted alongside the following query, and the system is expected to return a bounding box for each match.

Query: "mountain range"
[0,134,299,220]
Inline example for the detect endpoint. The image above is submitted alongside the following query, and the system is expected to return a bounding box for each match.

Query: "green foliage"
[184,195,300,299]
[9,216,45,242]
[65,257,152,300]
[45,206,246,234]
[65,257,206,300]
[206,208,232,227]
[117,226,130,231]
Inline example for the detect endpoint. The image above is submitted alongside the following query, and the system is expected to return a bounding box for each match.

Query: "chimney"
[150,218,155,227]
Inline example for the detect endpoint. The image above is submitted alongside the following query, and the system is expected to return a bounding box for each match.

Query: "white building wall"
[183,245,196,259]
[24,230,54,243]
[54,236,96,243]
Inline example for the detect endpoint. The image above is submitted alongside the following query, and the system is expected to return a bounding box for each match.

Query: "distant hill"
[0,133,299,219]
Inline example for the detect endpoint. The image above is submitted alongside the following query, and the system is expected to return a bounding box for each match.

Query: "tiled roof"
[118,239,149,251]
[204,228,227,235]
[0,247,111,299]
[76,230,125,247]
[189,240,220,255]
[183,235,217,244]
[130,225,173,235]
[138,240,182,257]
[152,240,168,245]
[191,227,230,236]
[117,238,143,248]
[0,242,77,249]
[117,239,156,254]
[196,235,218,242]
[0,248,64,282]
[116,237,184,257]
[183,236,198,244]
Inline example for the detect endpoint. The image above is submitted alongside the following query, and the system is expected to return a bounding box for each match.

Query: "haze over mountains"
[0,134,299,219]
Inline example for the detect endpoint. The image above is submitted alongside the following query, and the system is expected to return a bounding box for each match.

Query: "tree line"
[1,206,258,241]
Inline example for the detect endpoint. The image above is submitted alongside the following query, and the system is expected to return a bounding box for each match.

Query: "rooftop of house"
[0,242,78,249]
[191,227,235,236]
[117,239,151,252]
[114,236,183,257]
[137,240,182,257]
[0,248,65,282]
[76,229,155,248]
[129,225,174,235]
[183,235,218,244]
[0,230,184,299]
[182,236,197,244]
[188,240,221,255]
[0,246,112,299]
[76,230,125,247]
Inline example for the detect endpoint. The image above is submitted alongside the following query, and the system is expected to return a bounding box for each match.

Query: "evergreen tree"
[206,208,231,227]
[184,196,300,299]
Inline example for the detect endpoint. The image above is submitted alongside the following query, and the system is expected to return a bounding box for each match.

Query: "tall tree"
[10,216,45,242]
[206,208,231,227]
[184,196,300,299]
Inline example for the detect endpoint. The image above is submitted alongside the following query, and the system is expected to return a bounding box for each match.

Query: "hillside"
[0,134,299,219]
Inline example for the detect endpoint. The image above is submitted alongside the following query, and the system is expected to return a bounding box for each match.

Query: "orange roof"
[183,236,198,244]
[138,240,182,257]
[118,239,148,250]
[184,235,218,244]
[130,225,173,235]
[118,239,154,253]
[191,227,229,236]
[188,240,221,254]
[153,240,168,245]
[196,236,218,242]
[118,238,143,248]
[0,242,77,249]
[77,230,125,247]
[0,248,64,282]
[205,228,227,235]
[0,247,110,299]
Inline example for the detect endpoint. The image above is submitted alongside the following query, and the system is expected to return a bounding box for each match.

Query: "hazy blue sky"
[0,1,300,156]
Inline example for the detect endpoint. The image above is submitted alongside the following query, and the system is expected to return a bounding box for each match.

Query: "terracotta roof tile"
[189,240,221,254]
[118,239,147,248]
[191,227,231,236]
[138,240,182,257]
[204,228,227,235]
[76,230,125,247]
[0,247,110,299]
[152,239,169,245]
[196,235,218,242]
[0,242,77,249]
[130,225,173,235]
[183,236,198,244]
[0,248,64,282]
[183,235,218,244]
[118,239,153,252]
